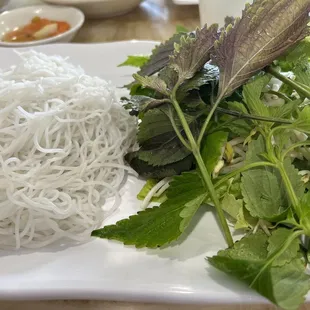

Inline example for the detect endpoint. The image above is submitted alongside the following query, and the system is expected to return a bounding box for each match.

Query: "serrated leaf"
[124,95,166,113]
[201,131,228,174]
[283,158,305,199]
[243,76,298,128]
[215,231,268,260]
[136,106,199,166]
[298,193,310,235]
[133,74,169,96]
[139,33,184,76]
[241,144,303,221]
[212,0,310,99]
[126,152,193,179]
[293,56,310,87]
[244,135,266,165]
[218,116,253,138]
[176,25,189,34]
[209,232,310,310]
[158,66,179,91]
[278,37,310,71]
[267,228,300,267]
[243,75,271,118]
[92,172,206,248]
[128,83,157,97]
[241,169,288,221]
[294,105,310,133]
[221,193,249,230]
[227,101,248,114]
[217,102,253,138]
[170,24,219,82]
[270,100,299,119]
[177,64,219,101]
[118,55,150,68]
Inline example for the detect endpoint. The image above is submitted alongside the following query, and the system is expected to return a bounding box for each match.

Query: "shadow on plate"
[0,239,83,258]
[205,264,263,302]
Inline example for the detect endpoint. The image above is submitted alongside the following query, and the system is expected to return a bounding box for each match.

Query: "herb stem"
[266,125,301,215]
[171,84,233,247]
[198,97,222,147]
[214,161,277,189]
[167,108,192,150]
[277,162,300,215]
[266,66,310,99]
[266,90,292,102]
[194,148,234,247]
[171,84,198,150]
[266,125,289,163]
[209,106,292,124]
[281,141,310,162]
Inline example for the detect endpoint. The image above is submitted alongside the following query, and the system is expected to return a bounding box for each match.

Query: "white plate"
[0,41,307,305]
[172,0,198,5]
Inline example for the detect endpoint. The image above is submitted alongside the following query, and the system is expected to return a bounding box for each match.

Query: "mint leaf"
[241,168,288,221]
[212,0,310,99]
[177,64,219,100]
[124,95,167,112]
[214,231,268,260]
[118,55,150,68]
[293,56,310,88]
[243,75,270,118]
[209,232,310,310]
[283,158,305,199]
[221,193,250,230]
[133,74,169,96]
[243,76,298,127]
[170,24,219,82]
[126,153,193,179]
[137,179,166,203]
[176,25,189,34]
[92,172,206,248]
[139,33,184,76]
[227,101,248,114]
[177,172,206,231]
[241,147,303,221]
[218,117,253,138]
[201,131,228,174]
[158,66,179,91]
[294,106,310,133]
[299,193,310,235]
[136,106,198,166]
[267,228,300,267]
[244,136,266,165]
[128,83,157,97]
[270,100,299,119]
[278,38,310,71]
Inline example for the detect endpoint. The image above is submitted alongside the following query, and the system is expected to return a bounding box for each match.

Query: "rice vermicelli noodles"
[0,51,137,249]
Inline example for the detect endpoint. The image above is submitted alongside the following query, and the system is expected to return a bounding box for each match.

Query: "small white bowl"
[0,5,85,47]
[41,0,143,19]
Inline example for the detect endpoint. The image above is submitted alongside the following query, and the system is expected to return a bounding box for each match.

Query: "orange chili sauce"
[2,16,71,43]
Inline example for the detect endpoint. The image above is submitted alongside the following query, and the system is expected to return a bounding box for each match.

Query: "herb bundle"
[93,1,310,308]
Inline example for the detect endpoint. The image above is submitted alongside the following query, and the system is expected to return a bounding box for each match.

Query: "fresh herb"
[176,25,189,34]
[118,55,150,68]
[93,0,310,308]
